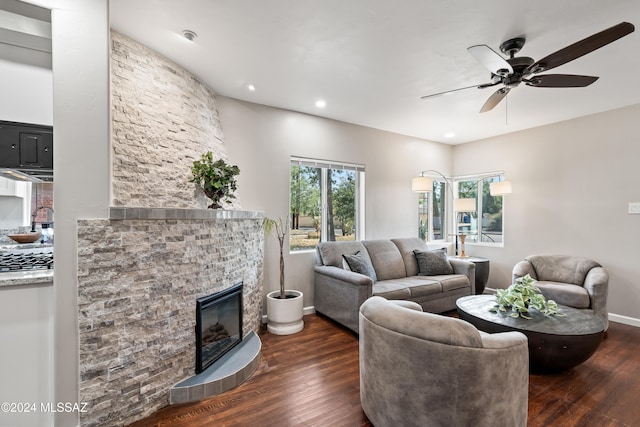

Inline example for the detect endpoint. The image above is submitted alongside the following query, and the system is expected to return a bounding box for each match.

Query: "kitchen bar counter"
[0,242,54,287]
[0,268,53,287]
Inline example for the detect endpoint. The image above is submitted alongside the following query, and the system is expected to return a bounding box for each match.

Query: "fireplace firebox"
[195,283,243,373]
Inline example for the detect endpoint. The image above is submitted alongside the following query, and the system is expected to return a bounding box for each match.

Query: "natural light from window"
[290,158,365,252]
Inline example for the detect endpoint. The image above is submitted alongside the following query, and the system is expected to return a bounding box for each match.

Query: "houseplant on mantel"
[263,216,304,335]
[190,151,240,209]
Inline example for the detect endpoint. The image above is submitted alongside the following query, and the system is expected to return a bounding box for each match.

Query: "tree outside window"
[456,176,504,244]
[418,180,446,241]
[289,159,364,251]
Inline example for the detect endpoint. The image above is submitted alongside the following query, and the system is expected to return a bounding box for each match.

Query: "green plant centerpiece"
[490,274,564,319]
[263,216,288,299]
[190,152,240,209]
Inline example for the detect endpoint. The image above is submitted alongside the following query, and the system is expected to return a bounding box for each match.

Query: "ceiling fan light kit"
[422,22,635,113]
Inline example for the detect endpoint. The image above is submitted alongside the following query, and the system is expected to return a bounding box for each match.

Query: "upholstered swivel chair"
[359,296,529,427]
[513,254,609,330]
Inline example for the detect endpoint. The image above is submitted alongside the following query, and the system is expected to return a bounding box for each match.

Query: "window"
[455,175,505,244]
[418,179,446,241]
[289,158,365,251]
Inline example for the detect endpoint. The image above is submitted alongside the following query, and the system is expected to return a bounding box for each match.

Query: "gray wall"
[219,95,640,326]
[453,104,640,324]
[218,96,452,308]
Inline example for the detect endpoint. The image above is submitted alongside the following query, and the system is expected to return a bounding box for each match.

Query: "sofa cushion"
[406,278,443,298]
[434,274,470,292]
[362,240,407,281]
[414,248,454,276]
[373,281,412,299]
[317,241,368,267]
[373,277,443,299]
[391,237,430,277]
[536,281,590,309]
[343,251,378,282]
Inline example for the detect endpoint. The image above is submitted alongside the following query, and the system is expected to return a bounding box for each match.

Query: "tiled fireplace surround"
[77,208,263,426]
[75,32,265,426]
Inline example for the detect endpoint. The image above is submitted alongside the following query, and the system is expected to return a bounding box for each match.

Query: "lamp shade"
[412,176,433,192]
[454,198,476,212]
[489,180,512,196]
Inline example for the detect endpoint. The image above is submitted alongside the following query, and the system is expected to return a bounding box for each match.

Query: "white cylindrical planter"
[266,290,304,335]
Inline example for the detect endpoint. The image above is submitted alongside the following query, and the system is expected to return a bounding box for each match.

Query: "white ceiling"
[109,1,638,144]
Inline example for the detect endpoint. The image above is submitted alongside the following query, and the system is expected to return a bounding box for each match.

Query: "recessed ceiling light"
[182,30,197,42]
[444,132,455,138]
[247,84,256,91]
[315,100,326,108]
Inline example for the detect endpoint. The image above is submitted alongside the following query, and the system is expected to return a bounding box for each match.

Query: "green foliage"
[332,172,355,236]
[190,152,240,209]
[490,274,563,319]
[290,165,321,228]
[289,165,356,238]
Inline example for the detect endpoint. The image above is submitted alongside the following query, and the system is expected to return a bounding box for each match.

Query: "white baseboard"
[259,304,640,329]
[261,306,315,324]
[609,313,640,328]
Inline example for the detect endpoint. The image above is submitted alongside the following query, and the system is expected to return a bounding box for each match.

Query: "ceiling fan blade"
[420,83,494,100]
[525,74,599,88]
[525,22,635,75]
[480,87,510,113]
[468,45,513,76]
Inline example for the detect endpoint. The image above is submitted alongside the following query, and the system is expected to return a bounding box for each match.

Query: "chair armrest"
[583,266,609,330]
[583,266,608,296]
[449,259,476,294]
[390,300,423,312]
[480,331,529,349]
[512,260,535,283]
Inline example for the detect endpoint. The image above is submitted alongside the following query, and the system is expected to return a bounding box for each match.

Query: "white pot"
[266,290,304,335]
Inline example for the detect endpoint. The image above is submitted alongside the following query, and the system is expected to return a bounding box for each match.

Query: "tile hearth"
[170,331,261,404]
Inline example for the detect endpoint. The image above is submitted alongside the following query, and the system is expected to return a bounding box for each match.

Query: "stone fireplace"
[77,208,263,426]
[74,31,265,427]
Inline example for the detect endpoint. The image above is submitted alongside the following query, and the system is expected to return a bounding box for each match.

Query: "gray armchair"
[359,296,529,427]
[513,254,609,330]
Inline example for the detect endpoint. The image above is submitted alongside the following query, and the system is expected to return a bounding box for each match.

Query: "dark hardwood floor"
[130,313,640,427]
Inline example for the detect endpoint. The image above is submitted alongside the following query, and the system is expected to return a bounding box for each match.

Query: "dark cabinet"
[0,121,53,169]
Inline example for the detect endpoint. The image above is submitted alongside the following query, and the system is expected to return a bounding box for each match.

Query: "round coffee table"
[456,295,605,373]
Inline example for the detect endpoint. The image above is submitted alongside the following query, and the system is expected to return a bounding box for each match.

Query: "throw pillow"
[342,251,377,282]
[414,248,454,276]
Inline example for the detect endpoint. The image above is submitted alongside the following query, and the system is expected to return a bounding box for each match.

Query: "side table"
[449,256,489,294]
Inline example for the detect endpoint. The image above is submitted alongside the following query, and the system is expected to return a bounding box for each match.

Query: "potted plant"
[490,274,564,319]
[263,216,304,335]
[190,152,240,209]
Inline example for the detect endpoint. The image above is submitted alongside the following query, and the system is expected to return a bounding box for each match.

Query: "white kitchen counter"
[0,269,54,287]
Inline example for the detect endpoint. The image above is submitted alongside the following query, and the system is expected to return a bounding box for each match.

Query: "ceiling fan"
[421,22,635,113]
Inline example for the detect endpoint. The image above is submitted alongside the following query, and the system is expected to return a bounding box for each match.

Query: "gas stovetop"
[0,251,54,272]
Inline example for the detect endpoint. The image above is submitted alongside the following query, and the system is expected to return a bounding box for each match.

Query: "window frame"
[453,172,506,247]
[418,178,448,243]
[289,157,365,253]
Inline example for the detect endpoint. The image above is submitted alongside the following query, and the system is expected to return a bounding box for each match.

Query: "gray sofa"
[359,296,529,427]
[314,237,475,333]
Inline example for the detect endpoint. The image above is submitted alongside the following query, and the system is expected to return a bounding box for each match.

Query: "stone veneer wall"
[74,33,263,426]
[111,31,238,210]
[77,209,263,427]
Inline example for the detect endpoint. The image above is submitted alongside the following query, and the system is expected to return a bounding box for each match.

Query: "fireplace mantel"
[109,207,263,221]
